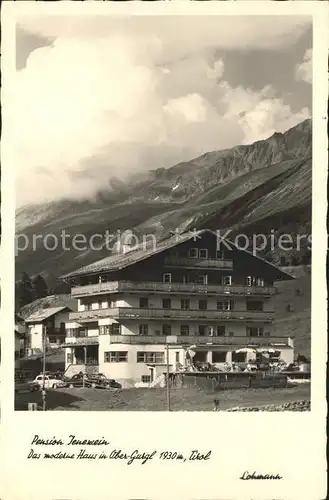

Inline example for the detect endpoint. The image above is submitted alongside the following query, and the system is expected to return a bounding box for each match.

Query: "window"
[199,249,208,259]
[217,300,234,310]
[269,350,281,362]
[162,324,171,335]
[212,351,227,363]
[180,324,190,336]
[246,301,263,311]
[104,351,128,362]
[193,351,207,362]
[181,299,190,310]
[197,274,208,285]
[247,327,264,337]
[99,325,109,335]
[188,248,198,258]
[198,325,207,336]
[81,298,92,310]
[246,276,255,286]
[198,299,207,310]
[222,275,232,285]
[139,297,149,308]
[163,298,171,309]
[137,352,165,363]
[112,323,121,335]
[163,273,172,283]
[100,324,121,335]
[141,375,151,383]
[257,278,265,287]
[232,351,246,362]
[216,325,226,336]
[139,324,149,336]
[175,352,180,363]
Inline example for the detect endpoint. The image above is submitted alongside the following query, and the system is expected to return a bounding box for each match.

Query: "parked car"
[33,374,67,389]
[15,380,40,394]
[63,372,93,388]
[89,373,122,389]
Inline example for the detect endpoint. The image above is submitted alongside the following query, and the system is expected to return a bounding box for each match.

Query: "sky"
[15,15,312,207]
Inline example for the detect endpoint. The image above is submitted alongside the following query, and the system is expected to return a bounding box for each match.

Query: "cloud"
[14,16,311,207]
[295,48,312,84]
[18,15,311,53]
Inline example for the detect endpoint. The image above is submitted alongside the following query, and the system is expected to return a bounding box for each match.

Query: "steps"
[149,374,165,388]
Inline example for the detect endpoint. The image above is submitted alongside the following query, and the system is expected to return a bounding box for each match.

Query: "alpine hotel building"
[62,229,294,387]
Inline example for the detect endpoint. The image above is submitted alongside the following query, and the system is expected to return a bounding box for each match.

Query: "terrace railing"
[108,334,293,348]
[71,281,276,298]
[164,256,233,269]
[69,307,274,323]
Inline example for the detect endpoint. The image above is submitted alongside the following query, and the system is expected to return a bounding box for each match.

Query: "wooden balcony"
[64,336,99,347]
[71,280,276,298]
[108,334,294,348]
[164,256,233,270]
[69,307,274,323]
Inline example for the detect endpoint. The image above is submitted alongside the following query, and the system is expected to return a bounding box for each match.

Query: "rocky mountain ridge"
[16,118,312,282]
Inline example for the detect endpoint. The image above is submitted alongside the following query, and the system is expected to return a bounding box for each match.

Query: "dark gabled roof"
[20,294,77,320]
[61,229,207,279]
[25,306,70,323]
[61,229,293,281]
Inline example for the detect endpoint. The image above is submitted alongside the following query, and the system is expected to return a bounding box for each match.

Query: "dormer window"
[222,275,232,286]
[188,248,198,258]
[199,249,208,259]
[197,274,208,285]
[163,273,172,284]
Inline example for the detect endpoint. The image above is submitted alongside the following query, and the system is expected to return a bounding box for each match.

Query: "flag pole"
[166,343,170,411]
[42,326,47,411]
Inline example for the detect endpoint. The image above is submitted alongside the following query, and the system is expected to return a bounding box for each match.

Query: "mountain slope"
[16,118,312,281]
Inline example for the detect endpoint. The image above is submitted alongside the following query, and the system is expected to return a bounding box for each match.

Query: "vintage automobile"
[87,373,122,389]
[62,372,92,388]
[33,374,67,389]
[61,372,121,389]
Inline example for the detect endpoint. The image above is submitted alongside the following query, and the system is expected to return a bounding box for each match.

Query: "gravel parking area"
[15,383,310,411]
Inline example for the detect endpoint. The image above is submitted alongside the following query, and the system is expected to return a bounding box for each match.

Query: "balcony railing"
[108,334,293,348]
[164,256,233,269]
[64,336,99,346]
[69,307,274,323]
[71,280,276,298]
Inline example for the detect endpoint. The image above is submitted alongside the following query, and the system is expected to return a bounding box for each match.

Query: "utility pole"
[166,343,170,411]
[42,326,47,411]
